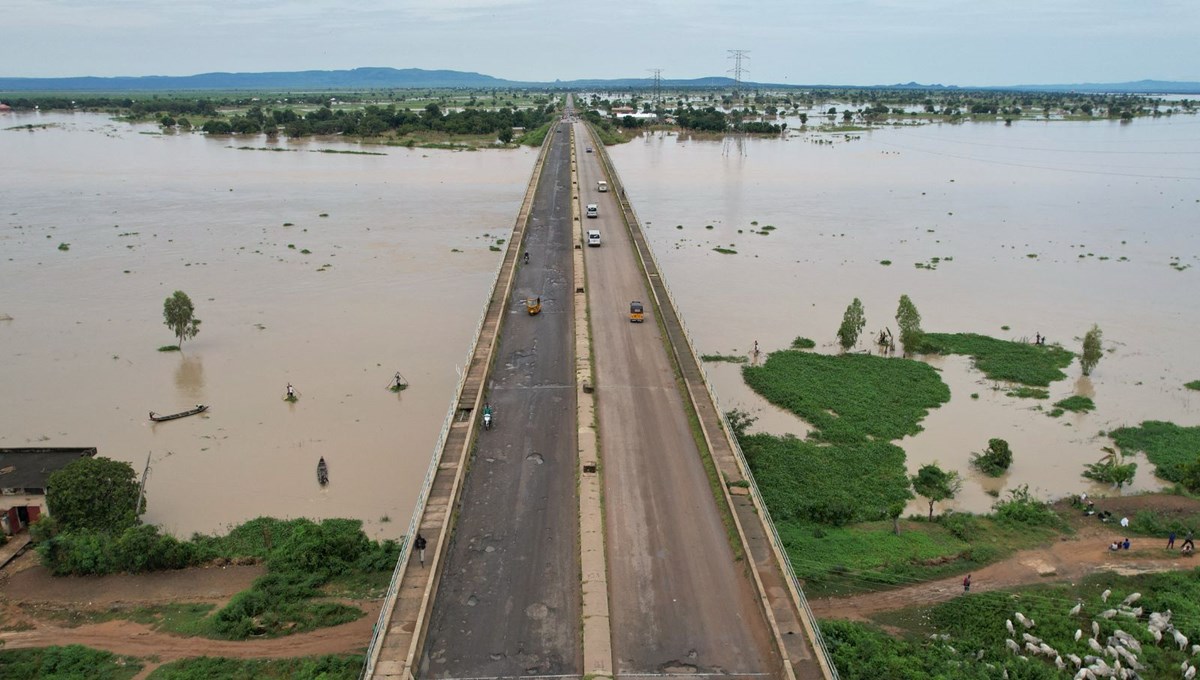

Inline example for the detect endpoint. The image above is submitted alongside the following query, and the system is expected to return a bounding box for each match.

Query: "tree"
[45,456,143,534]
[1081,324,1103,376]
[837,298,867,351]
[971,438,1013,476]
[895,294,924,355]
[498,127,514,144]
[910,463,961,520]
[162,290,201,348]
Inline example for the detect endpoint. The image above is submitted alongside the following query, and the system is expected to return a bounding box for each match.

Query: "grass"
[1053,395,1095,413]
[37,603,216,637]
[1111,421,1200,483]
[742,351,950,443]
[921,332,1075,386]
[791,337,816,350]
[517,122,552,146]
[147,655,362,680]
[700,353,748,363]
[832,568,1200,679]
[57,242,70,251]
[880,260,892,265]
[1186,380,1200,391]
[157,345,180,352]
[1005,386,1049,399]
[0,645,142,680]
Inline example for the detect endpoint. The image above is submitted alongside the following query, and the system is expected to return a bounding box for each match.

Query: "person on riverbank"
[963,574,971,592]
[1122,538,1131,550]
[1184,530,1195,551]
[1169,531,1177,549]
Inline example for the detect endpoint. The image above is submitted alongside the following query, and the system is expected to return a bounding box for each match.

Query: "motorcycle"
[482,411,493,430]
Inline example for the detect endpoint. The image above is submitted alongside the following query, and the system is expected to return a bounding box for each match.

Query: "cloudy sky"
[5,0,1199,85]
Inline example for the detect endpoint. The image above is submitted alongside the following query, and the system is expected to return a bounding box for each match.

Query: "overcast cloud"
[4,0,1198,85]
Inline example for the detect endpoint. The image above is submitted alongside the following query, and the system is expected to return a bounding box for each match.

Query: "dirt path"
[811,496,1200,622]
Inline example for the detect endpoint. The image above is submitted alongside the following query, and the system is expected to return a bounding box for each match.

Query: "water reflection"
[174,354,205,400]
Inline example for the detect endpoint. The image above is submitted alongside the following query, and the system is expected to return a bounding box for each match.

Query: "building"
[0,448,96,535]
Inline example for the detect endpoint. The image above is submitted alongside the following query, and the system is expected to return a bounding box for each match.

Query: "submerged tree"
[895,294,924,355]
[1081,324,1103,376]
[162,290,201,348]
[911,463,961,520]
[971,438,1013,477]
[837,298,867,351]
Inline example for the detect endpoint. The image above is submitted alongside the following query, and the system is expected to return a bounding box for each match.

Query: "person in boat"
[287,383,295,398]
[149,411,156,419]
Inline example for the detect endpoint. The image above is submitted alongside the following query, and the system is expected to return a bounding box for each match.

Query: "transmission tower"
[647,68,662,106]
[727,49,750,97]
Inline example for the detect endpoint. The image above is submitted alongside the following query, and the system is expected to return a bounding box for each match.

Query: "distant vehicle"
[597,180,608,192]
[630,300,644,323]
[586,204,598,218]
[587,229,601,246]
[586,146,593,153]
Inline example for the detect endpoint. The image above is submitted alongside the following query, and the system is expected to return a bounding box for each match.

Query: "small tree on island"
[911,462,961,520]
[1081,324,1103,376]
[162,290,201,348]
[895,294,924,355]
[837,298,867,351]
[971,438,1013,477]
[45,456,144,534]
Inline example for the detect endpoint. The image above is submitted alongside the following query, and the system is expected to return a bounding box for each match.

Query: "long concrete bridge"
[361,101,838,680]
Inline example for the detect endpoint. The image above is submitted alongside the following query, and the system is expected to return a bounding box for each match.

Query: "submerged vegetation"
[921,332,1075,386]
[1111,421,1200,485]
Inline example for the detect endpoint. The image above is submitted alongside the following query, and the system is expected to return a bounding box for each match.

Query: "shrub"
[992,484,1062,528]
[970,438,1013,477]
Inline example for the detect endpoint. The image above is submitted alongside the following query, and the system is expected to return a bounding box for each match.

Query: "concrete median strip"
[570,124,615,679]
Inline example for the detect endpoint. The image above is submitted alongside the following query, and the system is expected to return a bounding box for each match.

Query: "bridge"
[361,103,838,680]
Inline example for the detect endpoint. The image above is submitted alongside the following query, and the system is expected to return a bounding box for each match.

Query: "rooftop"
[0,448,96,493]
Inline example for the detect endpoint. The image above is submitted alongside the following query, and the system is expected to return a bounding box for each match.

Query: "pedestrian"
[415,533,427,566]
[286,383,295,398]
[1122,538,1130,550]
[963,574,971,592]
[1184,530,1195,551]
[1168,530,1177,549]
[1120,516,1130,528]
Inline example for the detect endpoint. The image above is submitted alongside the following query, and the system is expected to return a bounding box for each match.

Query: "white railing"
[595,133,841,680]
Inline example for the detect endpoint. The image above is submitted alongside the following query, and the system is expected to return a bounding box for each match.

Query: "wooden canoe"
[149,404,208,422]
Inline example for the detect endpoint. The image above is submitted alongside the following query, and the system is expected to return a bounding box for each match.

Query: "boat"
[149,404,208,422]
[317,457,329,486]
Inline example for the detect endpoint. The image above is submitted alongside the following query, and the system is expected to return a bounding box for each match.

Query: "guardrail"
[589,126,840,680]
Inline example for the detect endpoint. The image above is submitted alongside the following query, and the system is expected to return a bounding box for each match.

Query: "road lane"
[419,119,581,678]
[576,122,780,677]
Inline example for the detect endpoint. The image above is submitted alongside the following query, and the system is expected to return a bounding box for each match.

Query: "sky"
[4,0,1199,86]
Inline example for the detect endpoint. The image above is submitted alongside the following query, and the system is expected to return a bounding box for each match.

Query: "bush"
[790,336,816,349]
[970,438,1013,477]
[992,485,1062,528]
[940,511,980,541]
[0,644,142,680]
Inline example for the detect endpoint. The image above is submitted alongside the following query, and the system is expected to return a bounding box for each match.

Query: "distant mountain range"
[1,67,1198,94]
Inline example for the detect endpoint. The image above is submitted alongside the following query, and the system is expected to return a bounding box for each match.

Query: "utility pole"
[647,68,662,107]
[727,49,750,99]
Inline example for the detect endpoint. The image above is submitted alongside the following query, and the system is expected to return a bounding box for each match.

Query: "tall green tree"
[162,290,201,348]
[911,463,961,520]
[895,294,924,355]
[46,456,143,533]
[837,298,867,351]
[1081,324,1103,376]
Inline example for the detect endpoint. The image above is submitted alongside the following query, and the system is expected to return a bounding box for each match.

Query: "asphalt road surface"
[576,124,780,676]
[420,119,581,678]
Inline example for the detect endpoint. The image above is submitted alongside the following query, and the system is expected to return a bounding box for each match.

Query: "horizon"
[5,1,1199,86]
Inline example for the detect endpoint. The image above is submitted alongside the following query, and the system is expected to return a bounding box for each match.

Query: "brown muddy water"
[609,119,1200,515]
[1,113,536,538]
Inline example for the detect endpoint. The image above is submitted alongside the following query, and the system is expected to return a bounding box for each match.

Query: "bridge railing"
[593,128,841,680]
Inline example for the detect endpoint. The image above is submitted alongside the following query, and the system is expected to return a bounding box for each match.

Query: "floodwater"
[609,118,1200,515]
[1,112,536,538]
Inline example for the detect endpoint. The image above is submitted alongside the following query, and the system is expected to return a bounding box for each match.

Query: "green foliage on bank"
[33,517,400,640]
[147,655,362,680]
[0,645,142,680]
[743,351,950,444]
[833,569,1200,679]
[1053,395,1095,413]
[1111,420,1200,484]
[921,332,1075,386]
[517,122,552,146]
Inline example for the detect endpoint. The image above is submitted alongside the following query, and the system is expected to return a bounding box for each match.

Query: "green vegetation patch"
[713,247,737,254]
[1005,386,1048,399]
[1111,420,1200,483]
[743,350,950,443]
[1053,395,1095,413]
[790,336,816,350]
[0,645,142,680]
[518,122,552,146]
[1186,380,1200,391]
[921,332,1074,386]
[148,654,362,680]
[700,354,749,364]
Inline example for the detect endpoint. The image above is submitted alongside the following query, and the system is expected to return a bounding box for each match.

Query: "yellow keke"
[629,300,644,323]
[526,297,542,315]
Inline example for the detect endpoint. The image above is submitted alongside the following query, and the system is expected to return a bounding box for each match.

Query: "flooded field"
[1,112,536,538]
[609,119,1200,515]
